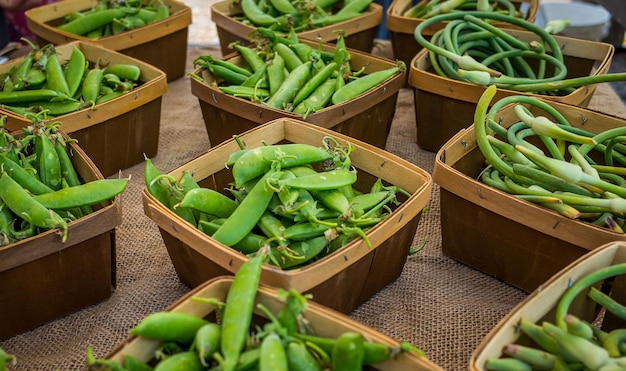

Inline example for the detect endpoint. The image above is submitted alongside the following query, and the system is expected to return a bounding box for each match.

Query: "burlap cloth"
[2,41,626,371]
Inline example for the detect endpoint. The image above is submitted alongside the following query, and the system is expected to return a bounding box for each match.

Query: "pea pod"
[331,63,404,105]
[219,252,265,371]
[64,46,87,98]
[273,43,303,72]
[259,333,289,371]
[130,311,209,345]
[33,178,128,209]
[267,52,286,96]
[45,48,71,97]
[82,68,104,106]
[35,129,62,191]
[0,172,68,242]
[194,323,222,366]
[211,171,276,247]
[286,341,322,371]
[177,187,238,219]
[231,143,333,187]
[198,219,267,254]
[292,78,336,117]
[265,61,312,110]
[103,63,142,82]
[57,8,140,36]
[331,332,365,371]
[153,351,204,371]
[0,89,64,104]
[0,153,54,195]
[292,62,338,107]
[277,168,357,191]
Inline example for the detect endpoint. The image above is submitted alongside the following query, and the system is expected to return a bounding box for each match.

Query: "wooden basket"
[141,118,432,314]
[470,241,626,371]
[107,276,444,370]
[0,41,167,177]
[191,39,405,149]
[210,0,383,56]
[25,0,191,81]
[409,30,614,152]
[386,0,539,73]
[432,98,626,293]
[0,130,122,341]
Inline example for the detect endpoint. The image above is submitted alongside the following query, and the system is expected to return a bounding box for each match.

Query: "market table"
[2,41,626,371]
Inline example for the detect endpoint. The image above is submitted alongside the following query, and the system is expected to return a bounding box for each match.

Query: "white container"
[537,1,611,41]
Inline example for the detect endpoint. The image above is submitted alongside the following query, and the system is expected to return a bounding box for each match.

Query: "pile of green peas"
[0,115,128,245]
[86,249,425,370]
[56,0,170,38]
[236,0,374,32]
[145,135,411,269]
[0,40,142,117]
[191,29,405,119]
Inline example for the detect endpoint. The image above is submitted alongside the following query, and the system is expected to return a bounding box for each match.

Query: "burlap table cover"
[1,42,625,370]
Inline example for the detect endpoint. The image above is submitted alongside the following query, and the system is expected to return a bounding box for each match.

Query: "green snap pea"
[219,252,265,371]
[332,332,365,371]
[58,8,139,36]
[103,63,142,82]
[292,62,338,107]
[231,143,333,187]
[82,68,104,106]
[265,61,312,110]
[0,153,54,195]
[0,172,67,242]
[35,129,62,191]
[259,333,289,371]
[336,0,373,15]
[267,52,286,96]
[331,63,404,105]
[240,0,280,27]
[194,55,253,78]
[177,188,238,219]
[274,235,329,268]
[45,48,71,97]
[286,341,323,371]
[230,43,266,73]
[294,333,398,365]
[283,222,334,241]
[123,354,153,371]
[130,311,209,345]
[145,158,172,207]
[218,85,270,100]
[0,89,64,104]
[33,178,128,209]
[240,64,269,89]
[198,219,267,254]
[194,323,222,367]
[274,43,303,73]
[64,46,87,98]
[278,168,357,190]
[211,171,276,247]
[292,78,337,117]
[153,351,204,371]
[29,100,88,116]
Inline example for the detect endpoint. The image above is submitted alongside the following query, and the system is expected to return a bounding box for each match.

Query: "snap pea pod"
[219,252,266,371]
[265,61,312,110]
[58,8,141,36]
[33,178,128,209]
[231,143,333,187]
[0,172,68,242]
[211,171,276,247]
[332,62,404,104]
